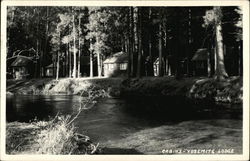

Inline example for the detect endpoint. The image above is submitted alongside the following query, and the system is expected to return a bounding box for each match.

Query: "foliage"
[85,7,117,77]
[7,6,243,78]
[121,76,242,104]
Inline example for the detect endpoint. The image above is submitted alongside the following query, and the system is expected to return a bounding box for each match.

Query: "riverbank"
[7,76,242,104]
[6,116,99,154]
[7,77,123,97]
[121,76,242,104]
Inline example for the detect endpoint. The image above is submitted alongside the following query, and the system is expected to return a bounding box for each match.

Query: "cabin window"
[120,63,127,70]
[109,64,114,70]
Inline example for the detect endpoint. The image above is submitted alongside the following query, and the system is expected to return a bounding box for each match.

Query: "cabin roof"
[11,56,33,67]
[46,64,54,68]
[192,48,209,61]
[103,51,128,64]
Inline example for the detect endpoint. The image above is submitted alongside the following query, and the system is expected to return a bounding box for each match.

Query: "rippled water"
[6,95,242,154]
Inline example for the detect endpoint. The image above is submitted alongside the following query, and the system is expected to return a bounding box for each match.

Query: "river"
[6,95,243,154]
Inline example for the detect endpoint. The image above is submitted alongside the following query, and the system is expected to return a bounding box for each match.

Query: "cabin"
[192,48,209,76]
[103,51,128,77]
[45,64,55,77]
[11,56,35,80]
[153,57,165,76]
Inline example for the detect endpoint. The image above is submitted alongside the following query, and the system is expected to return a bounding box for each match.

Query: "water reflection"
[6,95,80,122]
[6,95,242,145]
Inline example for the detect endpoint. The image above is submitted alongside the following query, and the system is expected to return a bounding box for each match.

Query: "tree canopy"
[7,6,243,79]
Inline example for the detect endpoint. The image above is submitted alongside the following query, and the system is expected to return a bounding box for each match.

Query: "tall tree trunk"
[78,17,81,78]
[56,31,61,80]
[147,8,154,76]
[158,20,163,77]
[127,8,133,78]
[214,46,217,73]
[53,61,55,78]
[166,58,172,76]
[36,9,40,78]
[72,14,77,78]
[65,46,68,77]
[207,51,211,77]
[121,37,125,51]
[127,36,131,77]
[129,7,134,77]
[133,7,139,77]
[90,52,93,78]
[210,46,215,76]
[100,55,103,76]
[63,55,65,77]
[36,39,39,78]
[148,37,153,76]
[214,6,228,80]
[163,17,168,76]
[137,8,142,78]
[96,37,101,77]
[43,6,49,77]
[97,51,101,77]
[77,50,81,78]
[187,8,192,76]
[238,41,243,76]
[164,17,171,77]
[125,36,128,53]
[56,51,60,80]
[90,42,93,78]
[69,43,72,77]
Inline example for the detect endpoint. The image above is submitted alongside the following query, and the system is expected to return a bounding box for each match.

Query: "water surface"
[6,95,242,154]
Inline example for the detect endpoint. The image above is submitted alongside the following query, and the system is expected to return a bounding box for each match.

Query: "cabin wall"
[104,63,127,77]
[45,68,54,77]
[193,61,208,76]
[13,67,28,80]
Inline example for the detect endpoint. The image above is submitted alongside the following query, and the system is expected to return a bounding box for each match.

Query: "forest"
[7,6,243,81]
[4,5,245,155]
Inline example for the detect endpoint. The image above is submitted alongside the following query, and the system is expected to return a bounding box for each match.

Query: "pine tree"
[214,6,228,80]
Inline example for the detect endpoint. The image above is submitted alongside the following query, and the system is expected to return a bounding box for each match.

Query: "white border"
[1,0,249,161]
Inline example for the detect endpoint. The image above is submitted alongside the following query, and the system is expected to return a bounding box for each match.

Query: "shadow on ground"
[99,147,143,154]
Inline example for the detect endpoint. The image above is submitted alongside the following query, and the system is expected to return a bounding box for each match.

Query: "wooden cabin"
[192,48,209,76]
[103,51,128,77]
[11,56,35,80]
[45,64,55,77]
[153,57,165,76]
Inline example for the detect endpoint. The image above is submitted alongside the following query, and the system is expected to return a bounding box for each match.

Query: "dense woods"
[7,6,243,80]
[5,6,244,156]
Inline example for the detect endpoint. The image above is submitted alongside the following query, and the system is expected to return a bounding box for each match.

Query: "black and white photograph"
[0,0,249,160]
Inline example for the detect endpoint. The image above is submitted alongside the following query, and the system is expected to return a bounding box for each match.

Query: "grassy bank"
[7,77,124,97]
[6,118,99,154]
[7,76,242,104]
[121,76,242,104]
